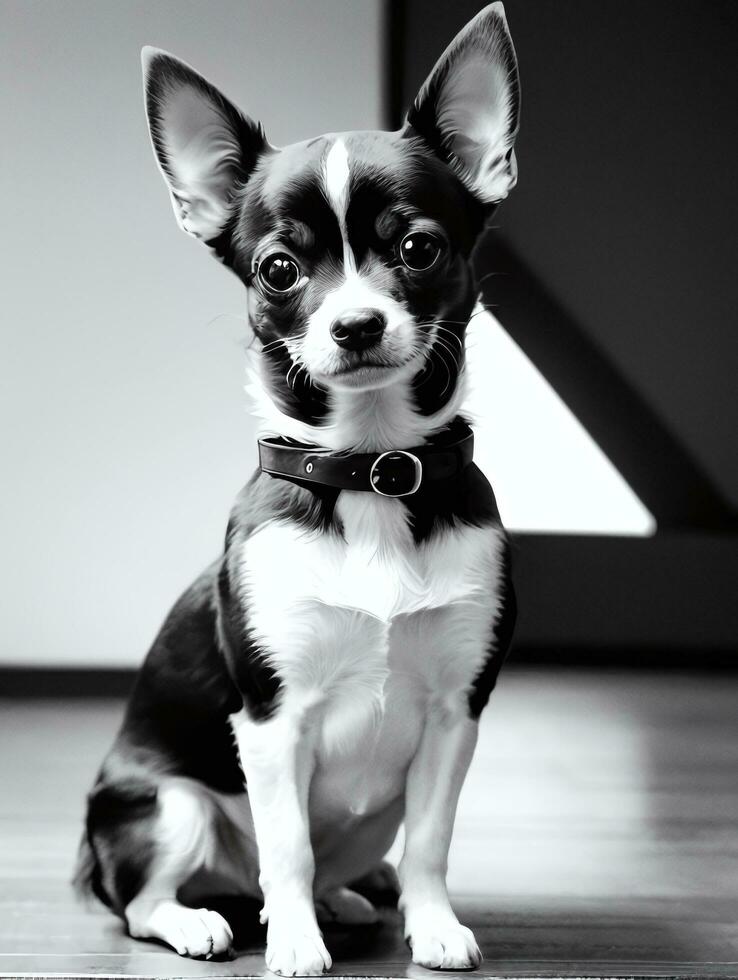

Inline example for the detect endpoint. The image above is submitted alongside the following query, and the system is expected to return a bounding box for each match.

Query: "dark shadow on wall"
[386,0,738,529]
[384,0,738,659]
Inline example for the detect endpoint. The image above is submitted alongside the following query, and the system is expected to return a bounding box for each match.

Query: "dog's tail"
[71,827,109,907]
[72,778,159,913]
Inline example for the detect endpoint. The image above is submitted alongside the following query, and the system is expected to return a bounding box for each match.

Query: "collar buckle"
[369,450,423,497]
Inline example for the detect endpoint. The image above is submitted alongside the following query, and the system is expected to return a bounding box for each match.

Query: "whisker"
[295,363,313,390]
[261,338,288,354]
[205,311,251,329]
[438,355,453,397]
[434,337,462,372]
[430,344,454,396]
[433,322,464,336]
[283,331,308,346]
[475,270,507,288]
[434,325,465,350]
[426,317,467,329]
[286,351,311,391]
[417,350,437,385]
[262,331,308,355]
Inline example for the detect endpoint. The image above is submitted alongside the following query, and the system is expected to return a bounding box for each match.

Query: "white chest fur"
[238,492,504,769]
[241,493,502,621]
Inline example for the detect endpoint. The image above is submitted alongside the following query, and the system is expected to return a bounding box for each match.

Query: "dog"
[74,4,520,974]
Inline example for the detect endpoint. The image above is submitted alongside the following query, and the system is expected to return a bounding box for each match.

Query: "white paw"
[266,921,332,976]
[406,915,481,970]
[128,900,233,959]
[316,886,379,925]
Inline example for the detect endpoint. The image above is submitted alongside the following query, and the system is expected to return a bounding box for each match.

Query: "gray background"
[1,0,383,666]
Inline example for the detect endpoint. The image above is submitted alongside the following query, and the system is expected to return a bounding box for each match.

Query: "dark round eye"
[399,232,443,272]
[257,253,301,293]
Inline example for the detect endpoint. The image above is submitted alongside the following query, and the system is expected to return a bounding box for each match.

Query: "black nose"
[330,310,386,351]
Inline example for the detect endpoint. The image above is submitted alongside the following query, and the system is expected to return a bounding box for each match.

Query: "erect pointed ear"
[404,2,520,204]
[142,47,268,248]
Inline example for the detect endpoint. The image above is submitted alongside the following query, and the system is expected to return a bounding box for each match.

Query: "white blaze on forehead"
[324,139,350,213]
[323,138,356,271]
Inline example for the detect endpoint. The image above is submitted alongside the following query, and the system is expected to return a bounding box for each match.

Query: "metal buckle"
[369,450,423,497]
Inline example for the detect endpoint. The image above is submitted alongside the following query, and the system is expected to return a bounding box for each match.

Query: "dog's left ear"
[404,2,520,204]
[142,47,268,248]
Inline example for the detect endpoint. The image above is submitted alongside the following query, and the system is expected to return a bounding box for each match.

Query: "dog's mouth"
[317,349,425,389]
[332,354,397,376]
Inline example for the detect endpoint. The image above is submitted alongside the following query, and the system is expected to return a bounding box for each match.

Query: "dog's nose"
[330,310,386,351]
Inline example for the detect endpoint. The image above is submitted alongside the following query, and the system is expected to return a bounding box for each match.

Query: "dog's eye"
[399,232,443,272]
[257,253,302,294]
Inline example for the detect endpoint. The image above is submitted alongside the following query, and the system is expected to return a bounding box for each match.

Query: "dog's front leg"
[231,706,331,977]
[399,705,482,970]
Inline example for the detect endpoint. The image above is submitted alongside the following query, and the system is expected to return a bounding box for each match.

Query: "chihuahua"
[75,4,519,974]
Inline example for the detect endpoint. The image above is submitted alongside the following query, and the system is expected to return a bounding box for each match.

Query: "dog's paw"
[406,914,481,971]
[127,900,233,959]
[316,886,379,925]
[351,860,400,900]
[266,920,332,976]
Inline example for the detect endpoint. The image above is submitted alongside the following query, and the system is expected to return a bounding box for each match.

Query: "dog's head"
[143,3,519,448]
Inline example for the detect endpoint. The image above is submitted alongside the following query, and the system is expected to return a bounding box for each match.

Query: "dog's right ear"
[142,48,268,250]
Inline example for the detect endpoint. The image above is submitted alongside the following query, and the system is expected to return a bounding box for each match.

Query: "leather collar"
[258,419,474,498]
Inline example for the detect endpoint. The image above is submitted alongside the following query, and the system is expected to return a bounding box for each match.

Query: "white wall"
[0,0,384,666]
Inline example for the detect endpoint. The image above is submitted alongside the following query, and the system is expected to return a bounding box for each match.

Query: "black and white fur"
[75,5,520,974]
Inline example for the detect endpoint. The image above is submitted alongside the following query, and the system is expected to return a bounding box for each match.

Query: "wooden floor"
[1,667,737,979]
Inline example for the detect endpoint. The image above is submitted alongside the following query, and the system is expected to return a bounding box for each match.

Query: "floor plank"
[1,667,737,978]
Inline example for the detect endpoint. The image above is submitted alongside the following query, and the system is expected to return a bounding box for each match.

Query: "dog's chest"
[238,492,504,770]
[241,492,500,620]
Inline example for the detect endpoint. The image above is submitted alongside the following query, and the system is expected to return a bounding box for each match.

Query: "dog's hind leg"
[315,887,379,926]
[122,781,233,957]
[88,776,240,959]
[128,897,233,959]
[123,780,240,958]
[349,860,401,907]
[316,858,401,923]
